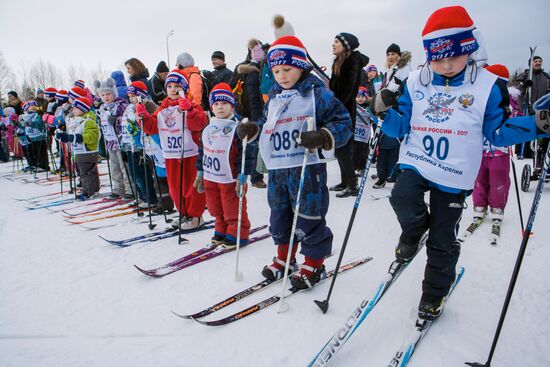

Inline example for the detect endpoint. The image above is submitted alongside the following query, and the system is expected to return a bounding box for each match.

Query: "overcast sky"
[1,0,549,89]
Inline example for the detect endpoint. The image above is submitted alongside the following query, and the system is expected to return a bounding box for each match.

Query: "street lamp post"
[166,30,175,67]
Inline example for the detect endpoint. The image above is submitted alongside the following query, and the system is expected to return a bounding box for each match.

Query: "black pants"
[389,169,465,297]
[376,147,399,181]
[75,152,100,196]
[335,143,357,188]
[352,141,369,171]
[153,170,174,211]
[30,140,49,170]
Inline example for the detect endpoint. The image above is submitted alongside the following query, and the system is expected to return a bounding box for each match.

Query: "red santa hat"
[485,64,510,82]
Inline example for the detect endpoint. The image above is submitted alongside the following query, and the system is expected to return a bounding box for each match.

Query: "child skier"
[56,98,100,200]
[472,64,512,244]
[194,83,254,248]
[236,35,353,289]
[353,87,373,174]
[138,69,208,230]
[22,100,49,172]
[371,5,550,320]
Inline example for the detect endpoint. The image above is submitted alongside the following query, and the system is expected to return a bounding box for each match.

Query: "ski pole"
[177,90,188,244]
[59,139,63,196]
[122,150,143,217]
[100,122,114,194]
[466,108,549,367]
[276,117,315,313]
[315,114,383,313]
[508,147,525,234]
[149,144,172,224]
[234,135,248,282]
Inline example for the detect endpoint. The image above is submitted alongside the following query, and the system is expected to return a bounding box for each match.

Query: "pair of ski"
[62,199,134,219]
[308,233,465,366]
[100,219,218,247]
[458,213,501,246]
[133,225,271,278]
[173,257,372,326]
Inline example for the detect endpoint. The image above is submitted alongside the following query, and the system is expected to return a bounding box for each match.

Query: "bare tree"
[88,62,108,90]
[0,52,18,104]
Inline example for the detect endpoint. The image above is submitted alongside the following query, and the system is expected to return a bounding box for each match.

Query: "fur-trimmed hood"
[237,63,260,75]
[396,51,412,68]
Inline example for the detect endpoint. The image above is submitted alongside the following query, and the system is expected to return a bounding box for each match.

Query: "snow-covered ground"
[1,159,549,367]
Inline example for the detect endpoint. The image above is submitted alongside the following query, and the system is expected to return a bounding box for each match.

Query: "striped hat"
[55,90,69,103]
[23,100,38,112]
[74,80,86,89]
[209,83,235,106]
[422,6,478,61]
[44,87,58,98]
[485,64,510,82]
[127,81,148,99]
[69,86,87,101]
[165,69,189,92]
[366,64,378,73]
[267,36,310,71]
[357,86,369,98]
[72,97,91,113]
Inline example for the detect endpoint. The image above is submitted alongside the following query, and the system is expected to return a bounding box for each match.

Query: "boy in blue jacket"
[371,6,550,320]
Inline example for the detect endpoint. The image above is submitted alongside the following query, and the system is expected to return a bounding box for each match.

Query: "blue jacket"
[258,73,353,151]
[111,71,128,99]
[382,67,548,192]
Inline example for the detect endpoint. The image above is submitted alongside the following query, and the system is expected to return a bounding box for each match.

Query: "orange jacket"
[181,66,203,106]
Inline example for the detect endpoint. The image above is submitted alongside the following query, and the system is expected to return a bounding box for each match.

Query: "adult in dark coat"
[329,32,369,197]
[149,61,169,104]
[7,91,23,115]
[204,51,233,86]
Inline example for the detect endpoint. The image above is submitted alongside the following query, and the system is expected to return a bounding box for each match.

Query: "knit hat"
[36,88,44,95]
[422,6,478,62]
[8,91,18,99]
[485,64,510,82]
[357,86,369,98]
[209,83,235,106]
[386,43,401,56]
[273,15,295,39]
[55,90,69,103]
[533,56,543,62]
[165,69,189,92]
[336,33,359,51]
[69,86,87,101]
[211,51,225,61]
[44,87,57,98]
[267,36,310,71]
[93,78,118,98]
[366,64,378,73]
[127,81,148,98]
[176,52,194,68]
[156,61,169,73]
[73,97,91,113]
[74,80,86,89]
[23,100,38,111]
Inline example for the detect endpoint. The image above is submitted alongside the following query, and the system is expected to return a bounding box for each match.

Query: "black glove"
[56,132,69,142]
[74,134,84,144]
[370,89,398,117]
[108,115,117,124]
[297,129,333,150]
[536,110,550,133]
[236,120,259,141]
[68,134,75,143]
[523,79,533,88]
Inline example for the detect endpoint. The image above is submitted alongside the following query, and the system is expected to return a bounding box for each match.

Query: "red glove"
[178,97,193,112]
[136,103,149,119]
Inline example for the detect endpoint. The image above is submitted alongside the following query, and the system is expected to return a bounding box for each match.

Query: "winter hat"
[386,43,401,56]
[366,64,378,73]
[267,36,310,71]
[44,87,57,98]
[176,52,194,68]
[156,61,169,73]
[273,15,295,39]
[357,86,369,98]
[336,33,360,51]
[74,80,86,89]
[209,83,235,106]
[422,6,478,62]
[165,69,189,92]
[8,91,18,99]
[211,51,225,61]
[72,97,91,113]
[93,78,118,98]
[55,90,69,103]
[69,86,87,100]
[23,100,38,111]
[36,88,44,95]
[532,56,543,63]
[127,81,148,98]
[485,64,510,82]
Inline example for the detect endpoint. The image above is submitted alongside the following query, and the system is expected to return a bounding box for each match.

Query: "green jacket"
[81,111,99,152]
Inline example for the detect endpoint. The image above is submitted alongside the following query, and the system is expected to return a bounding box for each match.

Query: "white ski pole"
[276,116,315,313]
[234,134,248,281]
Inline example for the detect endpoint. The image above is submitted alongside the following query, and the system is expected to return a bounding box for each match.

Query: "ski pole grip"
[306,116,315,132]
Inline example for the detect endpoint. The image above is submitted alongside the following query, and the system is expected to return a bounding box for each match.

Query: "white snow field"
[1,159,549,367]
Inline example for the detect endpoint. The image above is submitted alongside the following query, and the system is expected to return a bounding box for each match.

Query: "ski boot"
[473,206,487,220]
[179,216,205,230]
[373,179,386,189]
[329,182,346,192]
[211,234,225,246]
[290,257,326,289]
[336,186,359,198]
[418,293,447,321]
[395,232,425,262]
[221,238,238,249]
[261,244,298,281]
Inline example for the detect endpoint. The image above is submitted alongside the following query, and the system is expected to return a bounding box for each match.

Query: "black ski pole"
[123,151,143,217]
[466,142,550,367]
[142,146,157,230]
[509,148,525,234]
[151,158,172,223]
[67,143,74,194]
[314,114,382,313]
[59,141,64,196]
[71,144,78,200]
[100,126,114,195]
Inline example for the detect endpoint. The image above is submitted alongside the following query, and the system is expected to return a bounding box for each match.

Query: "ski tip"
[171,310,193,320]
[133,264,158,277]
[314,299,329,314]
[464,362,488,367]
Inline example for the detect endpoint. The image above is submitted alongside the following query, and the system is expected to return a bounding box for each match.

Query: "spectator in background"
[125,58,152,92]
[149,61,169,104]
[35,88,47,115]
[382,43,412,93]
[176,52,203,107]
[204,51,233,86]
[110,71,128,101]
[364,65,383,103]
[7,91,23,115]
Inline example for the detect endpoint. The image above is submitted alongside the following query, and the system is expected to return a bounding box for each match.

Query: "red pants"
[165,157,206,218]
[204,179,250,244]
[472,154,511,210]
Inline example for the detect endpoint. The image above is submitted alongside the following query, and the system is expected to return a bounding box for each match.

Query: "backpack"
[191,71,213,112]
